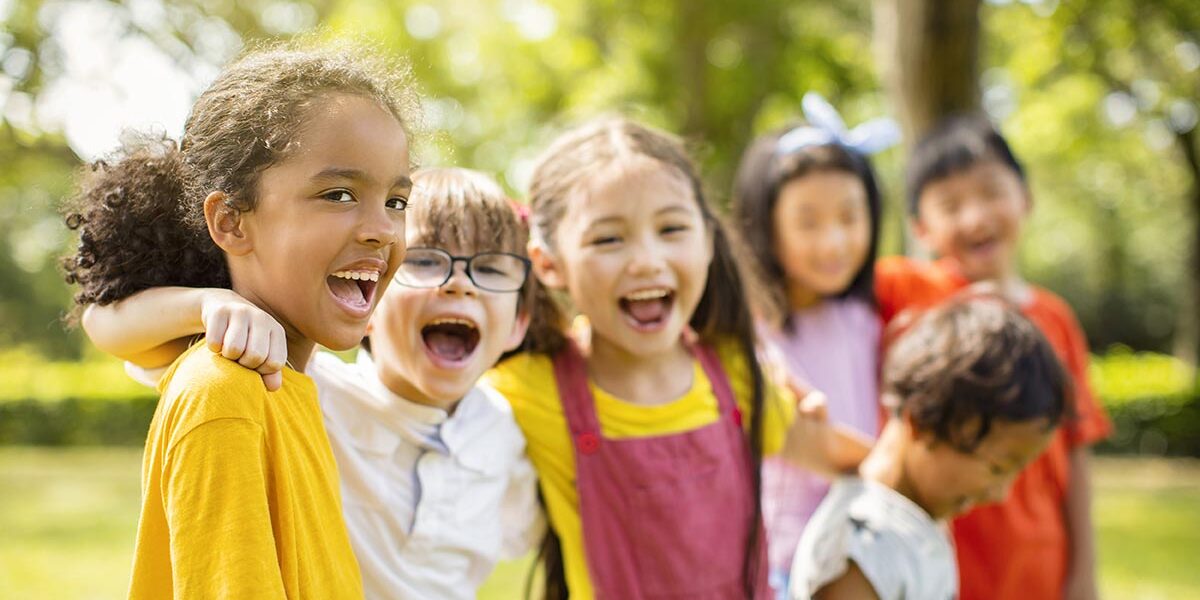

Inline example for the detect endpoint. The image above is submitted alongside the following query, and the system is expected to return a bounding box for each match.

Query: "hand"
[783,381,872,476]
[200,289,288,391]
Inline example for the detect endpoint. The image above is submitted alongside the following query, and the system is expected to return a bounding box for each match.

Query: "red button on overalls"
[576,432,600,455]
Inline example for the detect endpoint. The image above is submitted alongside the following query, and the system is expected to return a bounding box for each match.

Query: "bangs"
[408,168,527,255]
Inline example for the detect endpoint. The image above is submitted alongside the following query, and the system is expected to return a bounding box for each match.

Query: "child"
[61,45,417,597]
[875,115,1111,600]
[485,118,866,599]
[82,168,546,599]
[790,297,1069,600]
[731,92,896,594]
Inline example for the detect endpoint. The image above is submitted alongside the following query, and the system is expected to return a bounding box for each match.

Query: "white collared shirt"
[309,351,544,600]
[129,352,544,600]
[790,477,957,600]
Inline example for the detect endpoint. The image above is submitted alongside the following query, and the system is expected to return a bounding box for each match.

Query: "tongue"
[328,276,367,306]
[426,330,470,361]
[626,298,668,323]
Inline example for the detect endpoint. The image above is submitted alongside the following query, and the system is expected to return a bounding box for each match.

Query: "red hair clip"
[506,198,531,228]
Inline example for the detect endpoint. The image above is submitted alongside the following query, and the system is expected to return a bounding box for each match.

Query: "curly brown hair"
[883,297,1070,452]
[61,41,419,315]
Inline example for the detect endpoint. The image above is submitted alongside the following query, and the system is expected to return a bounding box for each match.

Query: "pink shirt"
[759,297,881,577]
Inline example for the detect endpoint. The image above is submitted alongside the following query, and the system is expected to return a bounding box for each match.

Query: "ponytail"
[61,135,228,315]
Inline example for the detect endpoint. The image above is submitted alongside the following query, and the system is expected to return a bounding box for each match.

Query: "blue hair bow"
[776,92,901,156]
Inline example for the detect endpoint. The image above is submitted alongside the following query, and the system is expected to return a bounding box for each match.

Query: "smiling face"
[913,160,1029,282]
[536,158,713,359]
[368,239,528,409]
[225,93,412,356]
[772,170,872,305]
[903,416,1054,519]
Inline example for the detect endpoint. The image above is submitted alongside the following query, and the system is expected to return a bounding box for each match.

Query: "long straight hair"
[524,117,768,599]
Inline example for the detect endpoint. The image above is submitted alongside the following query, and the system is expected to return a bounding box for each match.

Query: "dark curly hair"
[61,41,419,314]
[883,297,1070,452]
[731,126,883,329]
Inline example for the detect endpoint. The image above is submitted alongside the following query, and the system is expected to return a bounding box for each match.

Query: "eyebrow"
[311,167,414,190]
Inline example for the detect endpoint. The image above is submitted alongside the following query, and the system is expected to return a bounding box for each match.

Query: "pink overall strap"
[691,343,741,422]
[550,340,603,455]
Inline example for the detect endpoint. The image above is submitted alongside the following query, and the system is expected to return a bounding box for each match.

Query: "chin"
[318,328,370,351]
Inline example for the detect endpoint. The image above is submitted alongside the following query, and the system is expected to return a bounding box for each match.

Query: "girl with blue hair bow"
[731,92,899,598]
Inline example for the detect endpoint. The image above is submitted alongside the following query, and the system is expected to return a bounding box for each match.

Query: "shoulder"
[1027,287,1082,326]
[307,350,366,397]
[797,479,951,600]
[484,351,557,411]
[160,343,273,428]
[874,255,921,279]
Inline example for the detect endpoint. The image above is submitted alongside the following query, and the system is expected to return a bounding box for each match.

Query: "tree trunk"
[873,0,982,143]
[1174,127,1200,367]
[873,0,982,255]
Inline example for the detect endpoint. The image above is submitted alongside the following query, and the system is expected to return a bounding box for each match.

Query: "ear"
[909,214,931,251]
[503,308,532,352]
[204,191,252,256]
[528,240,566,290]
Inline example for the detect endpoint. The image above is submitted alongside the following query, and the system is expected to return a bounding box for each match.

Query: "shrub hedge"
[1,346,1197,455]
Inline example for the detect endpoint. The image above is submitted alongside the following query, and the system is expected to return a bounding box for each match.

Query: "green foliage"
[0,348,154,403]
[0,350,156,445]
[1089,347,1200,456]
[0,0,1196,360]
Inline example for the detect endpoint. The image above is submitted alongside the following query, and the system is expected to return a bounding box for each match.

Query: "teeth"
[428,317,477,330]
[624,289,670,301]
[332,271,380,282]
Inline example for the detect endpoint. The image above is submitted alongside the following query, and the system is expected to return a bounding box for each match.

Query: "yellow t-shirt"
[128,342,362,599]
[483,341,795,599]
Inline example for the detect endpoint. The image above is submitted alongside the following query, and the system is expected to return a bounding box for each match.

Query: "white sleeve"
[124,361,167,388]
[498,453,546,559]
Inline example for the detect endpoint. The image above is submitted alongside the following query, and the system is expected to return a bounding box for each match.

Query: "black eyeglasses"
[394,247,531,293]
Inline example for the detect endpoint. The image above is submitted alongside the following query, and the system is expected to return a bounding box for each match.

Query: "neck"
[859,419,925,512]
[375,364,460,414]
[786,283,822,311]
[587,334,694,406]
[230,281,314,372]
[285,333,316,373]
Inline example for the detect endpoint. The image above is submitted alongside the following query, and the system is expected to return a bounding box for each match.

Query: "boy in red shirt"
[875,115,1111,600]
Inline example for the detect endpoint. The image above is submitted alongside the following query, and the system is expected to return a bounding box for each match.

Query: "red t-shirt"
[875,256,1111,600]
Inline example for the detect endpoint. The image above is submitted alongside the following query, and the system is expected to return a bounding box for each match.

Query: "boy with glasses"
[83,167,546,599]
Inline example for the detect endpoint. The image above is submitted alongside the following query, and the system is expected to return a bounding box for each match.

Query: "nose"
[357,199,402,249]
[818,224,850,257]
[957,197,989,235]
[439,260,477,297]
[625,234,667,277]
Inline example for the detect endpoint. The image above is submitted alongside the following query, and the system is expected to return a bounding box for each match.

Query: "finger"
[262,325,288,374]
[238,318,271,370]
[261,370,283,392]
[221,311,249,360]
[798,391,829,420]
[205,310,230,353]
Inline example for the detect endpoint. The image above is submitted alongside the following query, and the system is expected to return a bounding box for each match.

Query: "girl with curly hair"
[61,43,417,598]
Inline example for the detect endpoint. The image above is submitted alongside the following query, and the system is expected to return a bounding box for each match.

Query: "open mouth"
[618,288,675,331]
[421,317,481,365]
[328,270,380,317]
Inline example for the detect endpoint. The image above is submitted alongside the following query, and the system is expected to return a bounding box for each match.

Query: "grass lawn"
[1,449,1197,599]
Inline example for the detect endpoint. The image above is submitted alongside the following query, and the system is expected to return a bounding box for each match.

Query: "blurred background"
[0,0,1197,597]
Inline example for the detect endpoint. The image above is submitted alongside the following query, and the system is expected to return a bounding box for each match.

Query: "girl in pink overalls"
[487,118,847,599]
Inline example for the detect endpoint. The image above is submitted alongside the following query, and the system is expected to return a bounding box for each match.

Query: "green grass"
[1,449,1197,599]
